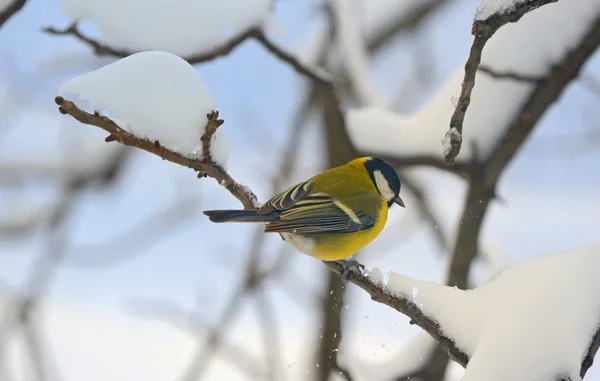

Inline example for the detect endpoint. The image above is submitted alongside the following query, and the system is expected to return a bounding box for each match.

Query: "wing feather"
[264,194,375,235]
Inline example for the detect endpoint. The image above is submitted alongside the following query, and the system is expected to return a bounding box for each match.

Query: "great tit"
[203,156,404,261]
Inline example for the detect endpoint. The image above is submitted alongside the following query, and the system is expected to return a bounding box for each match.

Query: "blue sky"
[1,0,600,380]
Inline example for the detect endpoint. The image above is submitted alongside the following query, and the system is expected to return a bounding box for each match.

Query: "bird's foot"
[337,258,365,284]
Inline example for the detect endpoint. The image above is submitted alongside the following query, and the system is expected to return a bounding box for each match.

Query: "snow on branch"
[347,0,597,169]
[55,51,258,209]
[56,96,258,209]
[332,242,600,380]
[0,0,26,28]
[443,0,558,164]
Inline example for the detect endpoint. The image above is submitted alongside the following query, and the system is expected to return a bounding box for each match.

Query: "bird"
[203,156,404,278]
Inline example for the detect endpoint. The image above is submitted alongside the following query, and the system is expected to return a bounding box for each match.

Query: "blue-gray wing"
[264,193,375,235]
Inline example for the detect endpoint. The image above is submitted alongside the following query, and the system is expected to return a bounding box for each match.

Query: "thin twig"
[43,23,259,65]
[478,65,544,83]
[443,0,559,164]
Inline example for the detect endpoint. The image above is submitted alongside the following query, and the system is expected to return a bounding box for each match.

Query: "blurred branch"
[128,297,266,379]
[366,0,449,53]
[252,288,282,381]
[44,22,258,65]
[443,0,559,164]
[64,194,201,269]
[0,0,26,28]
[478,65,543,83]
[400,175,446,252]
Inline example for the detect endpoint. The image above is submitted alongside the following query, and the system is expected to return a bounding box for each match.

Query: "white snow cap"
[60,0,274,57]
[476,0,528,21]
[346,0,599,162]
[60,51,229,166]
[384,240,600,381]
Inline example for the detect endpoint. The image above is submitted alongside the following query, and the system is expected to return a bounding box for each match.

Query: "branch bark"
[424,12,600,381]
[443,0,559,164]
[0,0,26,29]
[44,23,258,65]
[54,97,259,210]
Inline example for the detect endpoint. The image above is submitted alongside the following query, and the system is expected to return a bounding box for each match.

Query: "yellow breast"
[310,202,387,260]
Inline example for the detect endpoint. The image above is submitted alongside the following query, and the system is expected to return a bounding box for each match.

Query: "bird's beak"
[394,196,405,208]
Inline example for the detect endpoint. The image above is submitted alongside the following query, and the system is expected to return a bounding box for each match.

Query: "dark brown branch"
[432,13,600,381]
[0,0,27,29]
[478,65,544,83]
[44,23,259,65]
[323,261,469,367]
[443,0,559,164]
[582,328,600,378]
[54,96,259,210]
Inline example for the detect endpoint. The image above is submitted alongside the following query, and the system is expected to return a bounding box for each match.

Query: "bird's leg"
[336,258,365,284]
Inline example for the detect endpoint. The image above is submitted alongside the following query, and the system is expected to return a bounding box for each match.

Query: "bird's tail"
[203,209,277,223]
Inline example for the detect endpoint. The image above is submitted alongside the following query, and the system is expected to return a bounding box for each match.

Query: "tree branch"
[54,96,259,210]
[53,13,600,377]
[323,261,469,367]
[44,23,258,65]
[428,12,600,381]
[478,65,544,83]
[443,0,559,164]
[55,94,469,375]
[0,0,27,29]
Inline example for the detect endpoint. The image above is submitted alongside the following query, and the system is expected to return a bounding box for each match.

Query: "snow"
[59,51,229,166]
[329,0,382,106]
[476,0,526,21]
[384,240,600,381]
[346,0,600,162]
[442,127,461,157]
[60,0,275,58]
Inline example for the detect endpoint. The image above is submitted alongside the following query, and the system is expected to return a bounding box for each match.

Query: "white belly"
[281,233,315,255]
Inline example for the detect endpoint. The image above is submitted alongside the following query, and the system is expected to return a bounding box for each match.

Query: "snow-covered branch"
[0,0,26,28]
[324,261,470,367]
[55,96,258,210]
[443,0,559,164]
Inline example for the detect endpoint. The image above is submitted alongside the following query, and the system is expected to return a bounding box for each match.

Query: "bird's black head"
[363,157,405,208]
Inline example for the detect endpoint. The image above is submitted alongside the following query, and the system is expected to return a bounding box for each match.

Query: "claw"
[337,258,365,284]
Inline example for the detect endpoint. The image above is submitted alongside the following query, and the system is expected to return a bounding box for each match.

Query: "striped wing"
[258,181,314,214]
[264,193,376,235]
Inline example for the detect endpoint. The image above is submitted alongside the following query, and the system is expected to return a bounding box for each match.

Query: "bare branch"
[0,0,27,29]
[44,23,258,65]
[478,65,544,83]
[443,0,559,164]
[54,97,259,210]
[127,297,265,378]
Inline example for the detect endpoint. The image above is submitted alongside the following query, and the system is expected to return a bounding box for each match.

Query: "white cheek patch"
[374,170,395,202]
